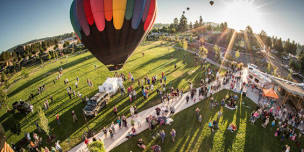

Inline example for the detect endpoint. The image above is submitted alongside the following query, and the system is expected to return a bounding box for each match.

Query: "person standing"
[44,100,49,110]
[170,129,176,143]
[195,108,200,120]
[117,116,122,129]
[113,106,118,116]
[103,127,108,138]
[160,130,166,143]
[186,95,190,103]
[72,110,78,122]
[109,129,114,138]
[55,140,62,152]
[56,114,60,125]
[130,106,135,117]
[122,115,127,127]
[111,122,115,134]
[75,81,78,88]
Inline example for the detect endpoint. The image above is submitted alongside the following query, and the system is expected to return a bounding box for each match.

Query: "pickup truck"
[83,92,109,117]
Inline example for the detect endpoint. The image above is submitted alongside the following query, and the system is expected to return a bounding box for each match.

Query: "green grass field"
[112,90,304,152]
[0,41,219,151]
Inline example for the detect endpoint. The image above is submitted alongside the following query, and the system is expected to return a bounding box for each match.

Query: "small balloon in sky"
[210,0,214,6]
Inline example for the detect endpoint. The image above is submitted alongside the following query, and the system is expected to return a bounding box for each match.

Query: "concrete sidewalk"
[69,70,254,152]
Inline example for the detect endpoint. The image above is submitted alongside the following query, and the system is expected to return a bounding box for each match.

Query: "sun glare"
[222,0,263,31]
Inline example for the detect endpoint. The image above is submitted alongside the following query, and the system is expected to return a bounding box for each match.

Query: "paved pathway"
[69,70,258,152]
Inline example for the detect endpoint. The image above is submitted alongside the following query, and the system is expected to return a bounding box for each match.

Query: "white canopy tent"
[98,77,124,95]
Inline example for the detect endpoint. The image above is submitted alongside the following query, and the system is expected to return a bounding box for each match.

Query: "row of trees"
[152,15,204,34]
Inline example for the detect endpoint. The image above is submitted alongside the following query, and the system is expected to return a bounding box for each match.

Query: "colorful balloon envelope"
[70,0,157,71]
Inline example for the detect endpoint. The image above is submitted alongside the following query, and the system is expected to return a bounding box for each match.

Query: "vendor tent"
[263,88,279,99]
[98,77,123,95]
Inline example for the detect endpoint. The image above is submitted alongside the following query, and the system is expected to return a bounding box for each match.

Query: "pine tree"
[199,16,203,26]
[189,22,193,29]
[194,20,199,28]
[178,14,188,32]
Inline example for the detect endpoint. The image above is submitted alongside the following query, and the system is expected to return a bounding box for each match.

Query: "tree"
[40,58,44,64]
[182,39,188,50]
[189,22,193,29]
[199,46,208,58]
[287,73,293,81]
[38,107,50,136]
[235,50,240,59]
[63,41,70,48]
[54,44,59,50]
[1,124,6,150]
[299,53,304,73]
[267,63,272,74]
[213,45,220,60]
[22,70,29,78]
[289,59,300,72]
[272,67,278,77]
[0,90,8,109]
[88,140,106,152]
[274,38,284,53]
[173,18,179,30]
[246,25,253,34]
[194,20,199,28]
[48,53,52,60]
[1,73,7,82]
[178,14,188,32]
[199,16,203,26]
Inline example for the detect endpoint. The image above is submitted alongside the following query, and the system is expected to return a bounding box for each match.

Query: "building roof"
[272,79,304,97]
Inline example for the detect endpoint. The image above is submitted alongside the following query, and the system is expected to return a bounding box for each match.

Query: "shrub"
[88,141,106,152]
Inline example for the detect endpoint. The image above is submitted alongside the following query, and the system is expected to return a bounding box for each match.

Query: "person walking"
[170,129,176,143]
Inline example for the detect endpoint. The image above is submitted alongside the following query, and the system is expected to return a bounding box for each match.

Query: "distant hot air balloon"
[210,0,214,6]
[70,0,157,71]
[186,7,190,11]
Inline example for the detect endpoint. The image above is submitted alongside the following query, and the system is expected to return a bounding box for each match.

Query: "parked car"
[12,101,33,114]
[83,92,109,117]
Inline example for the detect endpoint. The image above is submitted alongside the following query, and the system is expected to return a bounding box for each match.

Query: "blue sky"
[0,0,303,51]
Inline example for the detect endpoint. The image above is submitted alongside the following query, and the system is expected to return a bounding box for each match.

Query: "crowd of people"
[250,100,304,151]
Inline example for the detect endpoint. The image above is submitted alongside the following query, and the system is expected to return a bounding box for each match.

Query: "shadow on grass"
[8,54,94,97]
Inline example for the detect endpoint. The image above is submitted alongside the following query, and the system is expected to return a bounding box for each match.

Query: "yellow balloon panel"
[113,0,127,30]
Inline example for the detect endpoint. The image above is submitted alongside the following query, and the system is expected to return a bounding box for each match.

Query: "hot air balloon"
[70,0,157,71]
[186,7,190,11]
[210,0,214,6]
